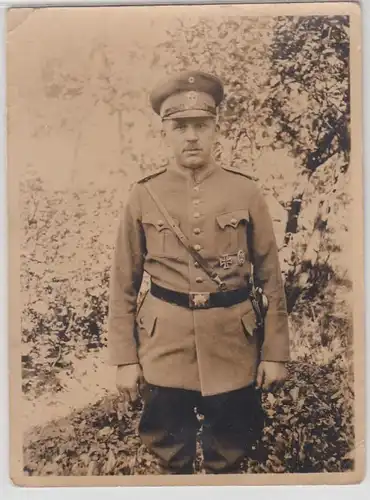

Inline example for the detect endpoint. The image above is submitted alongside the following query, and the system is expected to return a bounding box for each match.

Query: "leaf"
[79,419,87,429]
[330,390,342,401]
[71,462,84,475]
[102,449,116,475]
[117,401,128,421]
[40,462,60,475]
[290,387,300,402]
[289,416,299,426]
[45,439,56,449]
[87,460,98,475]
[79,453,90,466]
[267,393,275,406]
[97,426,112,438]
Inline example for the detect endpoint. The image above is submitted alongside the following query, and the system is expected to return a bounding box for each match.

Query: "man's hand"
[256,361,288,392]
[116,363,143,403]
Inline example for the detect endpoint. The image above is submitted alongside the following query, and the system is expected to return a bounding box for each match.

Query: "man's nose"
[184,125,198,140]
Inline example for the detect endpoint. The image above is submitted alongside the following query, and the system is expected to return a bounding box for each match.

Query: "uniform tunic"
[107,162,290,396]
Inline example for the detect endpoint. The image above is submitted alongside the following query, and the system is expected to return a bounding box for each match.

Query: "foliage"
[20,178,120,396]
[266,16,350,171]
[23,361,354,475]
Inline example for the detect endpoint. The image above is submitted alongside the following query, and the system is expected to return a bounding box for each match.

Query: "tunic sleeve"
[107,185,145,365]
[249,185,290,362]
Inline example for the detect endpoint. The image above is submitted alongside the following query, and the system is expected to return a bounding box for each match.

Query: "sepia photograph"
[7,1,364,486]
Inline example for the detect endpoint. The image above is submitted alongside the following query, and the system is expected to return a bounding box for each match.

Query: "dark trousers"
[138,383,265,474]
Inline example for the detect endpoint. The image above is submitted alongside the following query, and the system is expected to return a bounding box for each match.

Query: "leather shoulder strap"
[143,183,227,292]
[137,166,167,184]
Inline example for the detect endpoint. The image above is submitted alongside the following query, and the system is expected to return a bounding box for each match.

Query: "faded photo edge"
[7,0,365,487]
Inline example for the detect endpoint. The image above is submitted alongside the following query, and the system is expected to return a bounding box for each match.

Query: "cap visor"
[162,109,216,120]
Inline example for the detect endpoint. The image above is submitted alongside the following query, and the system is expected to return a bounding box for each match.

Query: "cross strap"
[143,183,228,292]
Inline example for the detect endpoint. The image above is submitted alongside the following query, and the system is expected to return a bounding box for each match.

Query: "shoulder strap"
[143,183,227,292]
[222,165,258,182]
[137,166,167,184]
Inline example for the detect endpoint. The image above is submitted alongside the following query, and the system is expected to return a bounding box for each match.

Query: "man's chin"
[181,154,206,169]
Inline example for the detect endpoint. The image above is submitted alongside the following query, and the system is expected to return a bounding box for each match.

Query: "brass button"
[139,317,144,325]
[193,212,200,218]
[193,244,202,251]
[157,220,164,227]
[194,186,200,192]
[231,218,238,225]
[193,199,200,205]
[194,261,200,268]
[193,228,201,235]
[195,277,203,284]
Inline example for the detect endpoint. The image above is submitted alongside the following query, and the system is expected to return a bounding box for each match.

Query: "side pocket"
[137,311,157,337]
[241,308,257,338]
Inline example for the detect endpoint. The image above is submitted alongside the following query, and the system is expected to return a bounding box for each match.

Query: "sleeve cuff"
[260,312,290,362]
[107,313,139,366]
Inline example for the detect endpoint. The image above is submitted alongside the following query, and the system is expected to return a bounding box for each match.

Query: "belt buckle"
[189,292,211,309]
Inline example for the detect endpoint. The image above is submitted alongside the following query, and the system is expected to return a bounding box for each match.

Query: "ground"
[23,357,355,476]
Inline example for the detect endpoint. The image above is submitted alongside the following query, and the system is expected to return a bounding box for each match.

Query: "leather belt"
[150,282,250,310]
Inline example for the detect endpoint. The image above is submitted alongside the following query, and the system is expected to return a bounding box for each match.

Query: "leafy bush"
[23,362,354,475]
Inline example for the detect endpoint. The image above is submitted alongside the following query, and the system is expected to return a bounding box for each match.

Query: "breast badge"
[237,250,246,266]
[219,254,233,269]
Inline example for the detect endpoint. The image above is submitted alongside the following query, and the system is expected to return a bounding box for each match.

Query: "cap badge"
[187,91,197,102]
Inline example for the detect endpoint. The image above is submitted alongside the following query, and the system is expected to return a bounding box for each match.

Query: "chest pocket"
[142,214,184,258]
[215,210,250,255]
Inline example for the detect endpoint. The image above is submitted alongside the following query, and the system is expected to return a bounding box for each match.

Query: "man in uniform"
[107,70,290,474]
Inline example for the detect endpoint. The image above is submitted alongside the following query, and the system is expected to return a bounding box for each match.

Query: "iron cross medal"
[220,254,233,269]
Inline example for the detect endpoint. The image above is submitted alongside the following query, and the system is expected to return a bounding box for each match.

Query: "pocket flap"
[137,311,157,337]
[241,309,256,337]
[142,215,179,232]
[142,215,168,232]
[216,210,250,229]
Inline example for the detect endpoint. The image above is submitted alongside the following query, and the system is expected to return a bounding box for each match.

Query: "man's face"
[162,116,217,169]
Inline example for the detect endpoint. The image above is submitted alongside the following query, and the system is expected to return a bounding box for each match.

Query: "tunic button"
[195,277,203,283]
[157,220,164,227]
[231,218,238,225]
[194,261,200,268]
[193,199,200,205]
[193,244,202,251]
[194,186,200,192]
[193,228,201,235]
[193,212,200,218]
